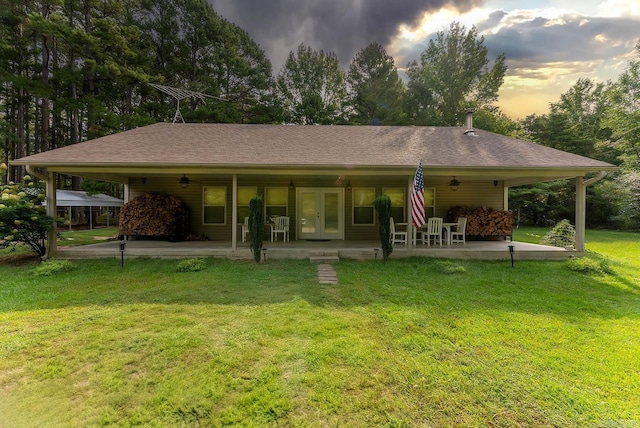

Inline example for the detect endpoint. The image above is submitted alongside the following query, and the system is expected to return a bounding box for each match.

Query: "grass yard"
[0,229,639,427]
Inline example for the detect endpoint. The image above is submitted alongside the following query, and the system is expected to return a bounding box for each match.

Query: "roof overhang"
[14,163,617,186]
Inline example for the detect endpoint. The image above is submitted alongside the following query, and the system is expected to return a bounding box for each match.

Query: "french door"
[297,188,344,240]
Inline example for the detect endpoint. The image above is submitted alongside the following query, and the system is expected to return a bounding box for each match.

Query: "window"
[237,187,257,223]
[265,187,288,221]
[383,188,405,223]
[203,187,226,224]
[353,188,375,225]
[424,188,435,218]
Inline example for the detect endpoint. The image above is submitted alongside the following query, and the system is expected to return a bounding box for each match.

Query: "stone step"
[317,263,338,284]
[309,250,339,264]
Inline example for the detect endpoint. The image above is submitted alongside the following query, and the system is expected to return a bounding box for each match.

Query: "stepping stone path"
[317,263,338,285]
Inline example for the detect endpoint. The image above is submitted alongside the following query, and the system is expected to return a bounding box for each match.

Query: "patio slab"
[53,239,578,261]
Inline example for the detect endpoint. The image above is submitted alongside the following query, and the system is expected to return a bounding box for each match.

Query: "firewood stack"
[119,193,190,239]
[451,206,514,238]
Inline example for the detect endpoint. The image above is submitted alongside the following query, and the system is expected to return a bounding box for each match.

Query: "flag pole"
[408,175,414,249]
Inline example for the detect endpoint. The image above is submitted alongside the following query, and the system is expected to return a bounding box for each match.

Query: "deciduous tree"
[406,22,506,126]
[276,44,347,125]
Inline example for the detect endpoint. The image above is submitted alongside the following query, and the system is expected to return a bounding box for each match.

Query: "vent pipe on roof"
[464,109,477,136]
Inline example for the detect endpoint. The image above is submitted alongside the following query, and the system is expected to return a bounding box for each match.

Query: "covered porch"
[54,238,576,261]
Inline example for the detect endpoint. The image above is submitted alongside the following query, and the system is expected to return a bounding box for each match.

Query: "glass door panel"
[297,188,344,240]
[300,191,317,235]
[324,192,339,234]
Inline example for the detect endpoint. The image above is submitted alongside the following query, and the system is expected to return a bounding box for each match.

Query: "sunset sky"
[208,0,639,119]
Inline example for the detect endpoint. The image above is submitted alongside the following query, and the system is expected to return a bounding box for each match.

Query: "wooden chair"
[271,216,290,242]
[390,217,407,246]
[241,216,249,243]
[450,217,467,244]
[425,217,443,247]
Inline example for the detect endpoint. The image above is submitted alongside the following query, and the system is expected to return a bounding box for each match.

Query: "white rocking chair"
[241,216,249,243]
[271,216,290,242]
[390,217,407,246]
[425,217,443,247]
[450,217,467,244]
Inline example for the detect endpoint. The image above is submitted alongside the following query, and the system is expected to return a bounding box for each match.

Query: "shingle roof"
[13,122,615,170]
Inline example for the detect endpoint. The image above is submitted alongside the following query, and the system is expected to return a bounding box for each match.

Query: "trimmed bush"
[373,194,393,261]
[248,196,264,263]
[436,260,467,274]
[541,219,575,248]
[566,254,612,276]
[176,258,207,272]
[30,259,76,277]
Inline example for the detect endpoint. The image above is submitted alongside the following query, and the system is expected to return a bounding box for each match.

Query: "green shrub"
[1,178,56,256]
[248,196,264,263]
[373,194,393,261]
[540,219,575,248]
[30,259,76,276]
[566,254,612,276]
[436,260,467,274]
[176,258,207,272]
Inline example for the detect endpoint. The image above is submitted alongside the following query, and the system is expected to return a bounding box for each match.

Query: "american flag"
[410,161,426,228]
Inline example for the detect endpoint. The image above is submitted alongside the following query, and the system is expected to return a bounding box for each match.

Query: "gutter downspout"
[26,165,57,259]
[26,165,47,182]
[575,171,607,253]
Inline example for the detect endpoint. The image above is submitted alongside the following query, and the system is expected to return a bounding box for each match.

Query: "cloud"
[206,0,483,71]
[485,14,639,63]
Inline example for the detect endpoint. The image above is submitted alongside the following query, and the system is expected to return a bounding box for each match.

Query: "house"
[11,114,617,259]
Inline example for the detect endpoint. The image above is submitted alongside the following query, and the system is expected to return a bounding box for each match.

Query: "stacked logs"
[451,206,513,238]
[119,193,190,239]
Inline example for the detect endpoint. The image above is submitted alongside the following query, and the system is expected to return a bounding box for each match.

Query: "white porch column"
[575,176,586,252]
[503,185,509,211]
[45,171,57,257]
[231,174,238,250]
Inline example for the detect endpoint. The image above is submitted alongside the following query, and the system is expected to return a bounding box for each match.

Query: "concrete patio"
[54,238,577,261]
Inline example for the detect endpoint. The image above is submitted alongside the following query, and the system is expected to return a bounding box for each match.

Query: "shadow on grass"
[1,256,638,322]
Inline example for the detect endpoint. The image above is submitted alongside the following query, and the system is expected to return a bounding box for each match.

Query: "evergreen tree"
[346,42,406,125]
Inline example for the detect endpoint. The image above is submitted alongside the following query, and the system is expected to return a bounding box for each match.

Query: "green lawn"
[0,229,639,427]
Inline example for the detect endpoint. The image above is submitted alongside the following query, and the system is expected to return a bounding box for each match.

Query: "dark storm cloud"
[485,14,639,64]
[207,0,483,71]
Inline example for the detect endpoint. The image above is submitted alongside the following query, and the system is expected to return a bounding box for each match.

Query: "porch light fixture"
[346,181,352,190]
[493,180,498,187]
[289,180,294,190]
[179,174,191,189]
[449,176,461,191]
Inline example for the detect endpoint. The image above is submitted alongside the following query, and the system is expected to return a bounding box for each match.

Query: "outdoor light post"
[508,245,515,268]
[119,239,126,267]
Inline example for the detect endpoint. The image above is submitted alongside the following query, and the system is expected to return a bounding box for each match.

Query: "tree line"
[1,0,638,229]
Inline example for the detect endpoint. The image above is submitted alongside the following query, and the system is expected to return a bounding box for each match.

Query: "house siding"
[432,180,504,220]
[127,176,505,242]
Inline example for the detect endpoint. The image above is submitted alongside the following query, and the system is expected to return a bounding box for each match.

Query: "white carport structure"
[43,190,123,230]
